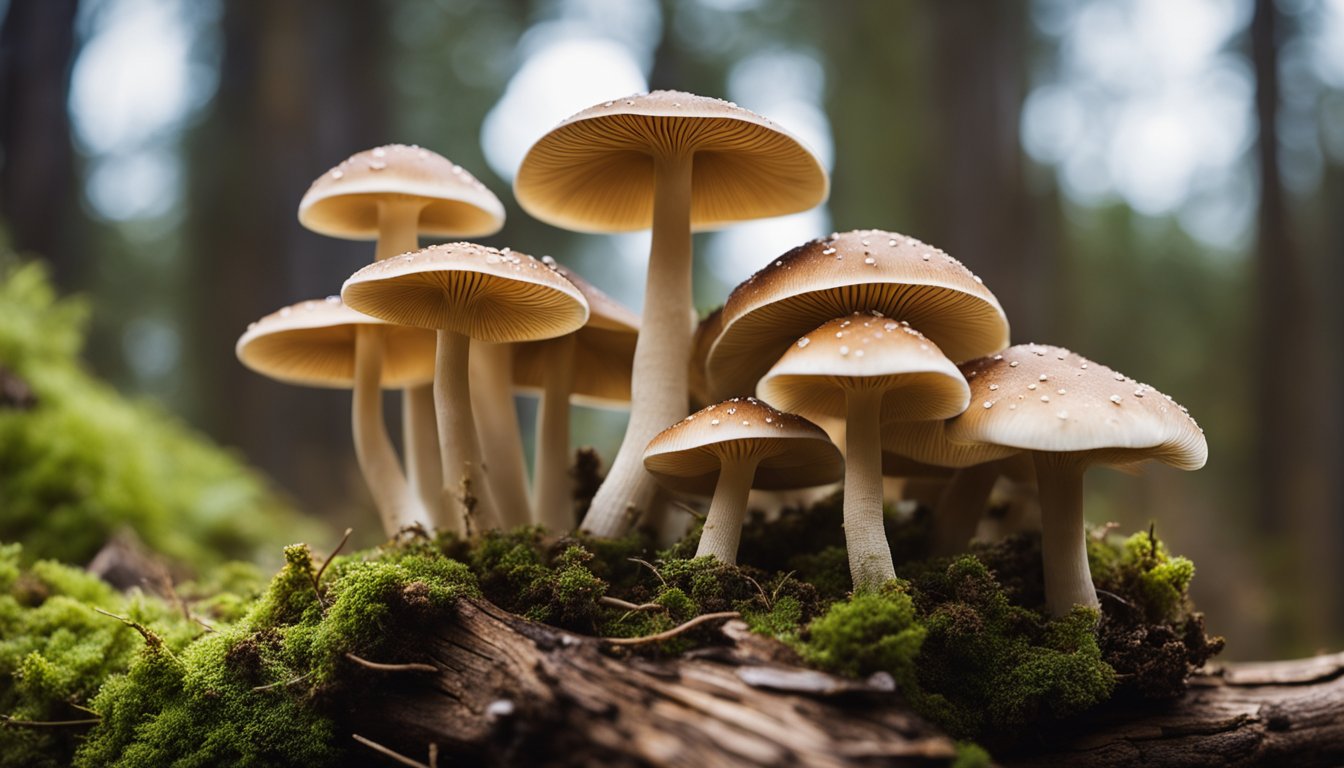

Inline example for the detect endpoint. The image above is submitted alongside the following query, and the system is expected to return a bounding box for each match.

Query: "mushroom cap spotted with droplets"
[643,397,843,496]
[236,297,435,389]
[341,243,589,342]
[946,344,1207,469]
[300,144,505,240]
[512,261,640,406]
[515,91,829,234]
[708,229,1009,400]
[756,313,972,423]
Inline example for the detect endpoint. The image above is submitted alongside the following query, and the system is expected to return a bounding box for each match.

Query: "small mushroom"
[342,243,589,535]
[517,91,830,538]
[236,297,435,534]
[758,313,970,589]
[945,344,1207,616]
[643,398,842,564]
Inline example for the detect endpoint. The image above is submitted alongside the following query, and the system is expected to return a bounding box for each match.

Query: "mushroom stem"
[470,342,532,528]
[1033,452,1099,616]
[695,455,761,564]
[580,151,694,537]
[374,199,425,261]
[352,324,415,534]
[929,461,1001,556]
[402,382,440,526]
[844,388,896,590]
[434,329,500,535]
[534,334,577,531]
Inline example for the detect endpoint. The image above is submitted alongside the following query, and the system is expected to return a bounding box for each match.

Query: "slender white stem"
[1034,453,1099,616]
[352,324,414,535]
[695,456,761,564]
[402,382,438,528]
[434,330,500,536]
[579,151,694,537]
[470,342,532,528]
[929,461,1002,556]
[845,388,896,590]
[534,335,577,532]
[374,200,424,261]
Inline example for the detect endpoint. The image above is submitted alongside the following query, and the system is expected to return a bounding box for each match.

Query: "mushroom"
[945,343,1207,616]
[235,296,436,534]
[299,145,506,517]
[688,306,724,412]
[516,91,829,538]
[707,229,1009,402]
[757,313,970,589]
[342,243,589,535]
[643,397,842,564]
[512,261,639,532]
[469,341,533,527]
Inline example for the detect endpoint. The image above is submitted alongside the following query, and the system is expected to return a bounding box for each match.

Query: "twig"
[603,611,740,646]
[92,607,159,647]
[1,715,100,728]
[345,653,437,673]
[313,527,354,606]
[599,595,666,613]
[252,670,314,692]
[668,498,705,521]
[627,558,666,587]
[352,733,432,768]
[192,614,217,633]
[1097,589,1136,610]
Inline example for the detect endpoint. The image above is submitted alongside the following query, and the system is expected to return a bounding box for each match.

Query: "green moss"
[800,580,925,680]
[952,741,992,768]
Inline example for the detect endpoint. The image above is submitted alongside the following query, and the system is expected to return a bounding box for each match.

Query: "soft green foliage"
[801,581,925,679]
[0,259,313,566]
[952,741,992,768]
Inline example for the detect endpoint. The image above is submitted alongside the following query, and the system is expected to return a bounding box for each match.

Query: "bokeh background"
[1,0,1341,659]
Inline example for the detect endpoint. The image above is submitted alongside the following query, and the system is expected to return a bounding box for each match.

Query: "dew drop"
[330,169,344,179]
[1009,361,1019,367]
[1109,395,1123,405]
[1028,383,1037,390]
[1040,395,1050,402]
[1057,388,1066,395]
[839,346,850,356]
[1057,410,1069,419]
[710,419,720,426]
[988,384,999,391]
[983,401,994,409]
[797,337,810,348]
[325,295,340,304]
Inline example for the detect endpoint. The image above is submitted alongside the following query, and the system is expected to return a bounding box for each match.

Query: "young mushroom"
[643,397,842,564]
[757,313,971,589]
[516,91,830,538]
[945,343,1207,616]
[236,297,436,534]
[299,145,506,517]
[342,243,589,536]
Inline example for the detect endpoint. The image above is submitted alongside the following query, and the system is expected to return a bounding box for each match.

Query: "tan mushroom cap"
[299,144,505,240]
[514,91,829,233]
[512,261,640,405]
[757,313,972,423]
[235,297,435,389]
[945,344,1207,469]
[689,306,725,410]
[341,243,589,342]
[881,419,1018,470]
[708,229,1009,399]
[644,397,843,496]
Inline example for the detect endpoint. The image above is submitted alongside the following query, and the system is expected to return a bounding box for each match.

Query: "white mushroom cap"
[299,144,505,240]
[945,344,1207,469]
[515,91,828,234]
[643,397,843,496]
[235,297,435,389]
[757,313,971,423]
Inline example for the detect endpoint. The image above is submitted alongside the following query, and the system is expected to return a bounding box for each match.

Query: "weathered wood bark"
[349,599,1344,768]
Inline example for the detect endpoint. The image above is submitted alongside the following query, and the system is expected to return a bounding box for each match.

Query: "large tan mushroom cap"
[341,243,590,342]
[512,261,640,405]
[881,419,1018,470]
[644,397,843,496]
[757,313,972,423]
[514,91,828,233]
[708,229,1009,399]
[299,144,505,240]
[946,344,1207,469]
[236,297,435,389]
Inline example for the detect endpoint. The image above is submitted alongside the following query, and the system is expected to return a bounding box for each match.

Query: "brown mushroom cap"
[299,144,505,240]
[945,344,1207,469]
[881,419,1018,470]
[708,229,1009,399]
[514,90,828,234]
[236,297,435,389]
[341,243,589,342]
[689,306,725,410]
[643,397,843,496]
[756,313,971,423]
[512,260,640,406]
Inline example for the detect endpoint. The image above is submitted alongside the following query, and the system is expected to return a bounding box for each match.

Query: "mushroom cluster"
[235,91,1206,618]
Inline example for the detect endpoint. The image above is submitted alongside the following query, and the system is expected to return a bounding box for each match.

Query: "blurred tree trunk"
[1250,0,1339,645]
[182,0,391,521]
[0,0,80,285]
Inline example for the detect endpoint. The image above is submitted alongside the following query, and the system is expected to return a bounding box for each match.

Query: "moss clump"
[799,580,925,680]
[0,259,315,567]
